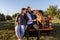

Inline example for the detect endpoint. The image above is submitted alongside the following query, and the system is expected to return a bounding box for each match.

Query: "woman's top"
[16,14,27,25]
[48,16,52,22]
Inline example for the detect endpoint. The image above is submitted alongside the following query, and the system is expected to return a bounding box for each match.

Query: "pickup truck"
[25,10,53,36]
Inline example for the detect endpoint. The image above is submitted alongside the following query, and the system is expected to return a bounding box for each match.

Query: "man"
[25,6,40,40]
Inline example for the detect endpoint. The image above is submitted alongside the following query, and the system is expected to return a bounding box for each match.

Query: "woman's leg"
[15,25,22,40]
[21,25,26,36]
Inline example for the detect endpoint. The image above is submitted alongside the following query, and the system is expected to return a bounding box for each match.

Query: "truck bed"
[29,27,53,31]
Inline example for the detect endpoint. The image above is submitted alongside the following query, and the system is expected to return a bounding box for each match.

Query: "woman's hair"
[21,8,26,14]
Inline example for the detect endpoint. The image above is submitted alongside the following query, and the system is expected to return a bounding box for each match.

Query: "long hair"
[21,8,29,22]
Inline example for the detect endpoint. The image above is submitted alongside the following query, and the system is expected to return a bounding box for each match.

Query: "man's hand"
[29,19,37,22]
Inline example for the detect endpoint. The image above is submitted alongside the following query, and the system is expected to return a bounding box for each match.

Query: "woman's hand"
[15,22,18,26]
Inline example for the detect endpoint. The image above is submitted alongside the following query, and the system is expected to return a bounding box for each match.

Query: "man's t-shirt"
[26,13,33,24]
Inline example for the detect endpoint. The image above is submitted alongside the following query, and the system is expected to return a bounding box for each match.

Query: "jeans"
[25,24,40,40]
[15,25,26,37]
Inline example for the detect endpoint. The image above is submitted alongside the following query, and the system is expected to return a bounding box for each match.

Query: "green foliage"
[0,22,14,30]
[0,13,12,21]
[0,30,17,40]
[44,5,57,17]
[6,15,12,20]
[0,13,6,21]
[57,9,60,16]
[12,13,19,18]
[0,19,60,40]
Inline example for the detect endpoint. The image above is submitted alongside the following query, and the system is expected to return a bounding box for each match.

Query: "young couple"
[15,6,40,40]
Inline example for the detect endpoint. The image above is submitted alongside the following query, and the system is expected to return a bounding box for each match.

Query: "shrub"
[6,15,12,20]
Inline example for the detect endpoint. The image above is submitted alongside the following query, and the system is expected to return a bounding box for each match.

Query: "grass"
[52,19,60,23]
[52,19,60,40]
[0,30,17,40]
[0,19,60,40]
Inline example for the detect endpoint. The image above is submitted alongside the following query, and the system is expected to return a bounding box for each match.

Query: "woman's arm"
[15,21,18,26]
[15,14,19,26]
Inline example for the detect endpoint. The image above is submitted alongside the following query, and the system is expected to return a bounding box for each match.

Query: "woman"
[48,15,52,28]
[15,8,27,40]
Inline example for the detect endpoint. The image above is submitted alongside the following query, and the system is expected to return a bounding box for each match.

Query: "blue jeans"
[15,25,26,37]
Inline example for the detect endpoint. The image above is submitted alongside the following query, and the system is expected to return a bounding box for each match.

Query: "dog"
[33,10,46,28]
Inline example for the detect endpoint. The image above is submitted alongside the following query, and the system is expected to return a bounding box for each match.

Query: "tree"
[0,13,6,21]
[6,15,12,20]
[12,13,19,18]
[44,5,57,17]
[57,9,60,16]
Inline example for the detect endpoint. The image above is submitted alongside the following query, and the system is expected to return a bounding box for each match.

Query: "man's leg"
[25,25,29,40]
[33,24,40,40]
[36,30,40,40]
[25,24,32,40]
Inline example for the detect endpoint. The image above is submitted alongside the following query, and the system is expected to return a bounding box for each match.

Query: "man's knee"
[33,24,39,30]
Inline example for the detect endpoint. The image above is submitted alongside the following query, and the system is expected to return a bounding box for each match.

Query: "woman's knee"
[18,37,22,40]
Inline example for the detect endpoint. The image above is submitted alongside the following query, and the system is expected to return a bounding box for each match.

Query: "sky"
[0,0,60,16]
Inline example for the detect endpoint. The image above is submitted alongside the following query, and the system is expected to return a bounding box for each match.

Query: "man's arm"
[28,19,37,22]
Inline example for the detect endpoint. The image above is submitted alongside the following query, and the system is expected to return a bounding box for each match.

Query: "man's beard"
[28,11,31,13]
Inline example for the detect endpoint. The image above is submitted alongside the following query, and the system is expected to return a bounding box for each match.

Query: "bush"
[12,13,19,18]
[0,22,14,30]
[6,15,12,20]
[0,13,6,21]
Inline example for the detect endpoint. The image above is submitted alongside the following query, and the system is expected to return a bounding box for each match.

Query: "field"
[0,19,60,40]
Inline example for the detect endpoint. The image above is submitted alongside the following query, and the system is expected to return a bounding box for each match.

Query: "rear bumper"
[29,28,53,31]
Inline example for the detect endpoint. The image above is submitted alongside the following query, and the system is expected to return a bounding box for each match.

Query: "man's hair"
[27,6,30,8]
[26,6,31,13]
